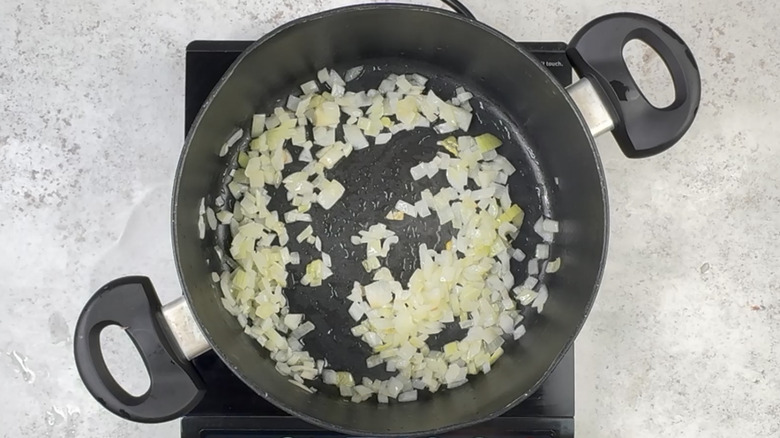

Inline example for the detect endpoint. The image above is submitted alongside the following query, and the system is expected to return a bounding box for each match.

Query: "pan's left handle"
[74,276,205,423]
[567,13,701,158]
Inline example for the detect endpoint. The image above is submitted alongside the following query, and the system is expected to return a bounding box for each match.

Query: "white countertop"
[2,0,778,436]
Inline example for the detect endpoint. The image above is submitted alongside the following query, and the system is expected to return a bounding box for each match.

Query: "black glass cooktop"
[181,40,574,438]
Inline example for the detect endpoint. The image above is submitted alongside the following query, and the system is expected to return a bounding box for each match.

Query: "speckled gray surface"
[1,0,778,437]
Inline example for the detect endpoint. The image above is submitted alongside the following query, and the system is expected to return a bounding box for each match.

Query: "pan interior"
[174,5,606,435]
[208,57,553,384]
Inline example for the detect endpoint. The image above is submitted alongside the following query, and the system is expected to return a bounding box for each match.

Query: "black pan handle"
[74,276,204,423]
[567,13,701,158]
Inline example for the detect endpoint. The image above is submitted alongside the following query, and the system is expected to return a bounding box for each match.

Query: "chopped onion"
[343,124,369,150]
[366,355,383,368]
[284,210,312,223]
[475,133,502,152]
[409,163,427,180]
[515,288,538,306]
[197,215,205,239]
[385,210,404,221]
[215,68,548,402]
[317,68,330,84]
[534,216,554,241]
[219,129,243,157]
[251,115,266,137]
[291,321,316,339]
[513,324,527,340]
[284,314,303,330]
[375,132,392,145]
[345,66,364,82]
[394,200,417,217]
[318,179,345,210]
[535,244,550,259]
[364,281,394,308]
[398,390,418,402]
[522,276,538,290]
[301,80,319,95]
[205,207,217,230]
[314,102,341,127]
[414,199,431,218]
[322,369,338,385]
[313,126,336,146]
[542,218,559,233]
[297,225,314,243]
[546,257,561,273]
[527,259,539,276]
[349,301,366,321]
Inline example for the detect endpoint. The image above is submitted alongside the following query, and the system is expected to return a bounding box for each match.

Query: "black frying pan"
[74,2,700,435]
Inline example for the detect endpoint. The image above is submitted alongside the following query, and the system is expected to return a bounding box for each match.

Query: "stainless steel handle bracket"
[566,78,615,138]
[162,297,211,360]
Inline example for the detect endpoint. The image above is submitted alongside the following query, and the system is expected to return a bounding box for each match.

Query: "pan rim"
[172,3,609,436]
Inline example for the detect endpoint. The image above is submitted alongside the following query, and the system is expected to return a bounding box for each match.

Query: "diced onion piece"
[364,281,394,308]
[385,210,404,221]
[542,218,560,233]
[394,200,417,217]
[410,163,427,180]
[330,70,346,87]
[286,95,301,112]
[291,321,316,339]
[362,256,381,272]
[299,148,313,163]
[366,355,383,368]
[317,68,330,84]
[534,216,554,241]
[535,244,550,259]
[375,132,392,145]
[533,285,549,312]
[284,314,303,330]
[414,199,431,218]
[475,133,502,152]
[284,210,312,223]
[219,129,243,157]
[513,324,527,340]
[314,102,341,127]
[398,390,418,402]
[349,301,366,321]
[434,122,457,134]
[343,124,369,150]
[522,276,538,290]
[205,207,218,230]
[527,259,539,276]
[332,83,345,98]
[345,66,364,82]
[197,215,205,239]
[297,225,314,243]
[300,80,319,95]
[318,179,345,210]
[515,288,538,306]
[546,257,561,273]
[438,136,459,156]
[251,115,266,137]
[322,369,338,385]
[313,126,336,146]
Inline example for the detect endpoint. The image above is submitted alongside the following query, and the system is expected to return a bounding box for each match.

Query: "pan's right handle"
[567,13,701,158]
[74,276,205,423]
